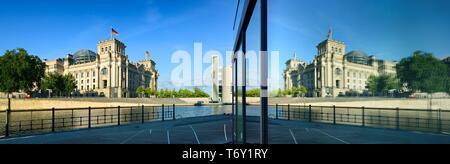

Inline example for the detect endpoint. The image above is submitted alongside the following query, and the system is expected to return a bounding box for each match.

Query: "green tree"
[298,86,308,96]
[145,88,157,97]
[0,48,46,97]
[193,87,209,98]
[367,74,400,96]
[178,89,194,98]
[136,86,146,98]
[63,74,77,96]
[41,73,60,96]
[156,88,209,98]
[288,86,307,97]
[158,89,172,98]
[284,88,293,96]
[171,89,178,98]
[276,89,285,97]
[246,88,260,97]
[41,73,77,97]
[397,51,449,93]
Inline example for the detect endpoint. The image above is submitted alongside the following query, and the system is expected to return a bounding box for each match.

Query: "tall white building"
[220,66,233,104]
[211,55,220,102]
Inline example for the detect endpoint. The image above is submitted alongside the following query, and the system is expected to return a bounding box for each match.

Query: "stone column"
[125,63,129,98]
[118,65,122,98]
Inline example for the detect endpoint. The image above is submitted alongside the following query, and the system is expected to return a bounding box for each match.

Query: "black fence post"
[162,104,165,121]
[52,107,55,132]
[5,100,11,137]
[173,104,176,120]
[88,106,91,129]
[118,106,121,126]
[71,109,74,127]
[396,107,400,130]
[141,105,145,124]
[309,105,312,122]
[362,106,365,127]
[275,104,279,120]
[287,104,291,120]
[130,107,134,122]
[333,105,336,125]
[438,109,442,133]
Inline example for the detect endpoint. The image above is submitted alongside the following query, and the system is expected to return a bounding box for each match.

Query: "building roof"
[345,50,370,65]
[73,49,97,64]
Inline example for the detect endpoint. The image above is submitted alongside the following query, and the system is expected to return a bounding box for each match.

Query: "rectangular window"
[93,85,96,90]
[93,79,96,83]
[87,72,89,77]
[81,86,84,90]
[87,85,90,90]
[87,79,89,84]
[93,71,96,77]
[336,80,340,88]
[103,80,107,88]
[81,73,84,78]
[81,80,84,84]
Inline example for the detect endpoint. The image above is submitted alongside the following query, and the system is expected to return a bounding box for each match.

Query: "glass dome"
[73,49,97,64]
[345,51,370,65]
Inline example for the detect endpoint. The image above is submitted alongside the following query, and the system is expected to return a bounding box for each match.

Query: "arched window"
[101,68,108,75]
[335,68,342,76]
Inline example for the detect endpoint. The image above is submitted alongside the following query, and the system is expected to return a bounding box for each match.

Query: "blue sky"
[1,0,450,90]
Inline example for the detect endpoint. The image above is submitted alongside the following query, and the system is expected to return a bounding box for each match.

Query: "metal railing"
[274,104,450,134]
[0,104,176,138]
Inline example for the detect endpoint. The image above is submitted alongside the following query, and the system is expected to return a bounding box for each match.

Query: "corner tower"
[314,29,347,97]
[96,38,128,98]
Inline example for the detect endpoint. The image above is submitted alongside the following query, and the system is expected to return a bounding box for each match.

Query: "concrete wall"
[0,98,210,110]
[1,97,448,111]
[268,97,450,110]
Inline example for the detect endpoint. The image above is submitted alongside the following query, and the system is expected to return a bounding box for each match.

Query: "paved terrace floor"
[1,116,450,144]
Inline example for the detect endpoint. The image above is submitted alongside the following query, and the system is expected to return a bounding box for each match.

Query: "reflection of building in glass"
[284,31,397,97]
[444,57,450,77]
[444,57,450,66]
[44,38,158,98]
[283,55,305,90]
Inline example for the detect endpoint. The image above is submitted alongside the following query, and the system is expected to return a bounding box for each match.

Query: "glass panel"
[234,48,245,144]
[244,0,261,143]
[233,0,247,32]
[246,0,261,91]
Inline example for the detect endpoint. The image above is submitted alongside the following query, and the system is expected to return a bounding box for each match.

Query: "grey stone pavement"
[1,115,450,144]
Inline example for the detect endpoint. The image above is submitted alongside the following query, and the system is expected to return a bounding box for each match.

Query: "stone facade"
[283,58,306,90]
[284,31,397,97]
[45,38,158,98]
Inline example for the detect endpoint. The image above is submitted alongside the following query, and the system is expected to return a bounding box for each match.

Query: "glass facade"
[232,0,267,144]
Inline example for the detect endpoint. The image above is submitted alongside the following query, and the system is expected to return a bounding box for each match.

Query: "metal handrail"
[1,104,175,138]
[276,104,447,112]
[274,104,449,134]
